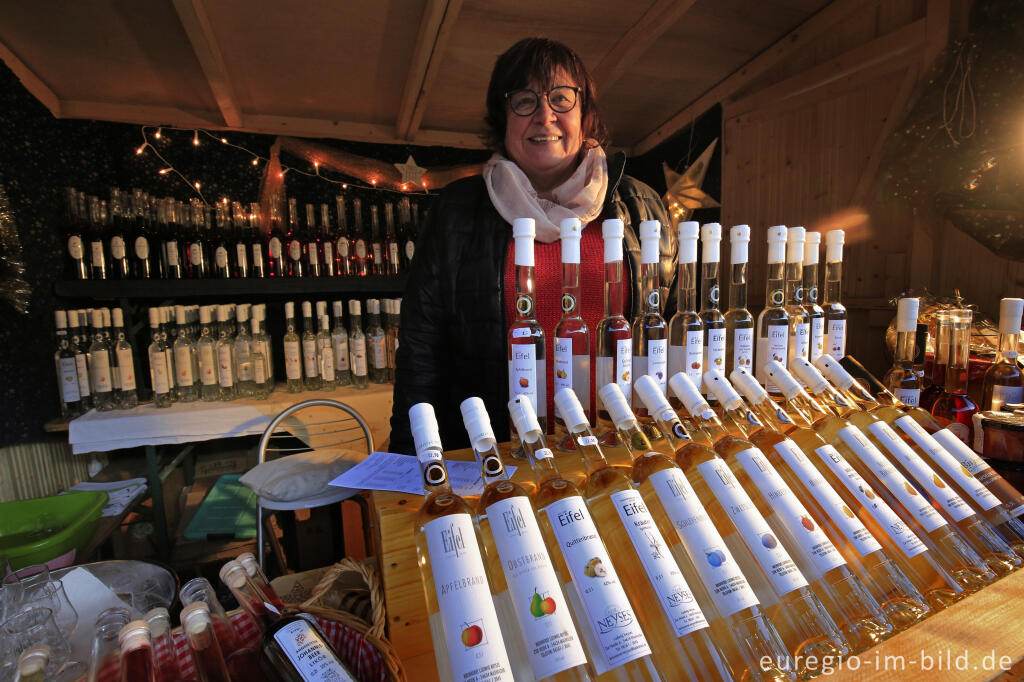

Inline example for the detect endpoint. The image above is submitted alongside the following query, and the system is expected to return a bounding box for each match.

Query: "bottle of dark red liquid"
[236,552,285,610]
[117,620,157,682]
[181,602,232,682]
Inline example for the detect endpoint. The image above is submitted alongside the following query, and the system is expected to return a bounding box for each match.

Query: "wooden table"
[373,443,1024,682]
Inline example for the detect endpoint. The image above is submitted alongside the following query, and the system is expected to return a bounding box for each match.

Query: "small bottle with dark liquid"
[181,602,232,682]
[118,620,157,682]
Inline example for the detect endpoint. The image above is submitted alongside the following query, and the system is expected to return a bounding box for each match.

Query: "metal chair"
[255,399,375,572]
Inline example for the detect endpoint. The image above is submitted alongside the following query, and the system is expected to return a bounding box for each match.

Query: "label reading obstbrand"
[813,443,928,558]
[173,346,194,386]
[895,417,1001,511]
[333,336,350,372]
[272,618,357,682]
[486,496,588,679]
[150,353,170,395]
[733,328,754,372]
[696,458,808,596]
[610,489,709,637]
[284,341,302,380]
[510,343,538,413]
[91,352,112,393]
[893,388,920,407]
[554,337,572,396]
[58,357,81,403]
[302,339,319,378]
[544,496,651,674]
[423,513,514,682]
[865,422,975,522]
[198,346,217,385]
[735,448,846,577]
[826,319,846,359]
[810,317,824,361]
[773,440,881,557]
[837,426,946,532]
[647,468,759,617]
[350,337,368,377]
[647,338,668,396]
[217,346,235,387]
[704,328,726,388]
[793,323,810,361]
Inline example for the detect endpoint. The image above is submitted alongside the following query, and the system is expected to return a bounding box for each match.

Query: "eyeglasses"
[504,86,581,116]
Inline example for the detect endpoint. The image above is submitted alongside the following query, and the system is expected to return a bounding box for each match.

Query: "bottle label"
[110,236,126,259]
[647,338,668,395]
[837,426,947,532]
[793,322,810,361]
[696,458,808,596]
[810,317,825,361]
[173,346,194,386]
[372,243,383,264]
[336,237,349,258]
[704,328,726,382]
[676,329,702,385]
[269,237,282,258]
[271,617,358,682]
[288,240,302,261]
[165,240,180,266]
[372,336,386,369]
[236,243,248,266]
[189,243,202,266]
[59,357,82,402]
[757,325,789,390]
[992,385,1024,411]
[150,352,170,395]
[826,320,846,359]
[215,247,228,268]
[350,337,368,377]
[319,339,335,382]
[773,440,881,557]
[302,339,319,377]
[554,337,572,395]
[543,496,652,674]
[91,240,105,265]
[647,468,759,617]
[866,422,975,522]
[616,338,632,403]
[91,352,112,393]
[134,236,149,260]
[609,489,710,637]
[893,387,920,407]
[237,349,254,382]
[355,240,367,259]
[388,242,399,263]
[333,335,350,372]
[486,496,589,679]
[73,353,91,397]
[323,241,334,265]
[735,447,847,577]
[68,235,84,260]
[307,243,319,265]
[217,345,235,387]
[198,345,218,385]
[578,435,598,447]
[405,240,415,261]
[253,354,267,384]
[733,328,754,372]
[252,243,264,263]
[813,443,928,558]
[510,343,539,415]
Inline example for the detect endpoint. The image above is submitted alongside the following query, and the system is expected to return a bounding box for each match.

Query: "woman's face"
[504,69,584,192]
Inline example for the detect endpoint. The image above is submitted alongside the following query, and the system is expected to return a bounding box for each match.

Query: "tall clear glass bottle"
[108,188,131,280]
[366,299,388,384]
[283,302,303,393]
[756,226,789,394]
[385,202,401,275]
[250,314,270,400]
[234,305,256,398]
[596,219,632,445]
[65,187,89,280]
[87,196,109,280]
[803,231,825,362]
[173,305,199,403]
[334,196,352,277]
[370,205,385,275]
[331,301,352,386]
[251,304,273,390]
[267,200,286,278]
[783,227,811,373]
[299,301,321,391]
[822,230,847,359]
[305,203,322,278]
[215,305,238,401]
[887,298,922,407]
[348,300,369,389]
[88,309,115,411]
[161,307,176,403]
[196,306,220,401]
[352,198,369,277]
[930,309,978,443]
[668,221,703,405]
[631,221,669,420]
[54,311,83,419]
[983,298,1024,411]
[553,218,591,453]
[698,224,726,400]
[68,310,92,410]
[318,313,337,390]
[212,203,232,279]
[285,198,305,278]
[320,203,336,277]
[147,308,172,408]
[231,202,249,278]
[724,224,754,378]
[508,218,547,438]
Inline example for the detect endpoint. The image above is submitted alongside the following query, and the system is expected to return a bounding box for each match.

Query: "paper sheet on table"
[328,451,517,497]
[68,478,148,517]
[61,567,138,666]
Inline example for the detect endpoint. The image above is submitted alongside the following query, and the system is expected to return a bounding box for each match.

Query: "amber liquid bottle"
[983,298,1024,411]
[886,298,922,407]
[631,220,668,438]
[698,224,727,402]
[930,308,978,444]
[668,221,704,408]
[723,224,755,378]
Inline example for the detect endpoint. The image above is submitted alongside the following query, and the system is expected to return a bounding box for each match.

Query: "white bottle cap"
[367,299,380,314]
[508,395,543,442]
[237,306,249,323]
[602,219,624,263]
[119,620,152,651]
[730,224,750,265]
[559,217,582,264]
[180,602,213,636]
[896,298,919,332]
[67,309,78,327]
[460,397,496,452]
[639,220,660,265]
[634,374,672,415]
[703,370,744,411]
[764,361,805,400]
[217,561,248,591]
[160,307,170,325]
[102,308,112,328]
[513,218,535,267]
[553,388,589,432]
[598,382,636,430]
[199,306,213,324]
[175,306,187,325]
[786,226,806,264]
[148,307,160,326]
[999,298,1024,335]
[825,229,844,263]
[395,299,402,314]
[91,309,103,328]
[55,310,68,329]
[678,221,699,264]
[301,301,312,317]
[251,317,260,334]
[112,308,125,327]
[813,355,855,390]
[315,300,327,317]
[767,225,787,264]
[409,402,443,458]
[668,372,712,417]
[730,368,769,405]
[349,299,361,316]
[700,223,722,264]
[787,357,830,395]
[284,301,294,318]
[803,231,821,265]
[217,305,231,323]
[333,300,344,318]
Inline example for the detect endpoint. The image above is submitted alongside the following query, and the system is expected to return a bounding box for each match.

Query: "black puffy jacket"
[389,151,674,454]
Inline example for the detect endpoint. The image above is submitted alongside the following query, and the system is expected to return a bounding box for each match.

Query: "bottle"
[384,299,399,383]
[822,230,847,359]
[887,298,922,407]
[668,221,704,403]
[983,298,1024,411]
[129,189,154,280]
[54,311,83,419]
[348,300,369,389]
[756,226,789,394]
[160,307,177,402]
[320,203,336,277]
[631,221,669,420]
[109,189,131,280]
[803,231,826,362]
[460,398,592,681]
[334,195,352,277]
[352,198,369,277]
[595,219,632,446]
[211,203,231,279]
[215,305,237,401]
[172,306,199,403]
[317,312,336,390]
[110,309,138,410]
[400,197,417,270]
[300,301,321,391]
[161,200,183,280]
[145,608,182,682]
[285,198,306,278]
[384,202,401,275]
[234,305,256,398]
[86,196,108,280]
[268,201,287,278]
[69,310,93,410]
[196,306,220,401]
[783,227,811,372]
[251,304,273,388]
[331,301,352,387]
[698,223,727,399]
[724,224,755,378]
[230,202,249,278]
[179,576,241,654]
[930,308,978,443]
[180,602,231,682]
[366,299,388,384]
[282,302,303,393]
[236,551,286,610]
[508,395,661,680]
[250,314,271,400]
[508,218,547,436]
[410,403,516,682]
[65,188,89,280]
[553,218,592,453]
[914,323,929,387]
[242,203,262,279]
[370,205,385,275]
[89,309,116,412]
[118,620,157,682]
[186,200,210,280]
[304,203,321,278]
[13,644,51,682]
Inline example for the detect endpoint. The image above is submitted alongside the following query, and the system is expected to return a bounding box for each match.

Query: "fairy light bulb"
[159,168,171,175]
[192,131,200,146]
[251,158,259,166]
[154,128,162,139]
[194,181,201,189]
[136,145,146,155]
[220,137,228,144]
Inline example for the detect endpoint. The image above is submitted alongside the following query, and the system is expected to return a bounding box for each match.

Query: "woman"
[389,37,674,454]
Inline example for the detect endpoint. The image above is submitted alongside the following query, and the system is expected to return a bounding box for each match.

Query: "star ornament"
[663,138,721,223]
[394,155,427,187]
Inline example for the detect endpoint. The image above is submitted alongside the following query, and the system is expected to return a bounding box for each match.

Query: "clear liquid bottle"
[887,298,922,407]
[89,309,116,411]
[595,219,632,453]
[54,310,83,419]
[173,305,199,403]
[130,189,155,280]
[783,227,811,374]
[318,313,337,390]
[756,226,789,394]
[87,196,109,280]
[285,198,306,278]
[508,218,548,440]
[366,299,388,384]
[68,310,93,410]
[822,231,847,359]
[631,221,669,433]
[352,198,369,277]
[250,314,270,400]
[668,221,703,407]
[161,200,183,280]
[553,217,592,457]
[196,306,220,401]
[234,306,256,398]
[305,203,322,278]
[409,402,516,682]
[215,305,238,401]
[320,203,336,277]
[160,307,177,403]
[299,301,321,391]
[231,202,250,278]
[724,224,754,378]
[984,298,1024,411]
[384,299,398,382]
[348,300,369,389]
[108,188,131,280]
[803,232,825,362]
[65,187,89,280]
[212,203,232,279]
[331,300,352,387]
[385,202,401,275]
[335,195,352,277]
[370,205,385,275]
[698,224,727,401]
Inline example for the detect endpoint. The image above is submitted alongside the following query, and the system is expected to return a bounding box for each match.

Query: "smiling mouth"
[528,135,561,142]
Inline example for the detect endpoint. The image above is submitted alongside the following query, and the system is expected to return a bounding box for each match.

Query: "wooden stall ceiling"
[938,225,1024,316]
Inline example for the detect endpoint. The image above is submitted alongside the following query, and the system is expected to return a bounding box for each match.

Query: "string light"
[192,131,200,146]
[154,128,162,140]
[251,158,259,166]
[159,168,172,175]
[135,145,146,155]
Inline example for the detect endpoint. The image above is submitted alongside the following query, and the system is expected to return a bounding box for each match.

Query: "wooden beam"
[631,0,884,155]
[591,0,699,93]
[852,64,920,204]
[172,0,242,128]
[395,0,463,141]
[923,0,952,70]
[0,39,60,117]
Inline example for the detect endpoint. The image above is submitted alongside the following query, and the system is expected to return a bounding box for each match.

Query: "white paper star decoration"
[394,155,428,187]
[663,139,721,223]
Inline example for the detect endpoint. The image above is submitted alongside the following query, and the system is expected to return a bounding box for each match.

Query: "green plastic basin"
[0,491,108,570]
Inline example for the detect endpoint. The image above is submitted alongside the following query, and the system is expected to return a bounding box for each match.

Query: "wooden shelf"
[54,275,408,300]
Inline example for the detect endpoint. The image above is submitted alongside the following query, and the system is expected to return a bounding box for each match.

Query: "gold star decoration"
[394,155,428,187]
[663,138,721,223]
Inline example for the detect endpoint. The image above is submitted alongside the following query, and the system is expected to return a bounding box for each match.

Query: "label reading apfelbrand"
[74,353,91,397]
[813,443,928,558]
[110,236,126,260]
[350,337,368,377]
[895,417,1001,511]
[150,353,170,395]
[371,337,386,370]
[610,489,709,637]
[696,458,808,596]
[544,496,651,674]
[773,440,881,557]
[810,317,824,361]
[647,468,759,617]
[735,448,846,577]
[991,385,1024,412]
[272,618,357,682]
[91,352,112,393]
[423,514,514,682]
[793,322,810,361]
[284,341,302,380]
[333,335,350,372]
[510,343,538,412]
[554,338,572,395]
[893,388,920,407]
[173,346,194,386]
[198,345,218,385]
[733,328,754,372]
[302,339,319,377]
[217,345,235,387]
[486,497,588,679]
[837,426,947,532]
[826,319,846,359]
[704,328,726,387]
[59,357,81,403]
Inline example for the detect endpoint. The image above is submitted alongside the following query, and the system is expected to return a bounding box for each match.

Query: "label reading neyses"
[826,320,846,359]
[647,468,759,617]
[198,346,218,385]
[895,417,1001,511]
[486,497,588,679]
[893,387,920,407]
[685,330,703,383]
[59,357,81,403]
[350,337,368,377]
[302,339,319,377]
[173,346,194,386]
[696,458,808,596]
[272,618,357,682]
[793,323,810,361]
[423,514,514,682]
[217,346,235,387]
[554,338,572,395]
[810,317,824,361]
[609,489,709,637]
[544,496,651,674]
[734,448,847,577]
[510,344,538,412]
[91,352,112,393]
[284,341,302,380]
[647,339,668,395]
[814,443,928,559]
[866,422,975,522]
[733,328,754,372]
[704,328,726,382]
[773,440,881,557]
[837,426,947,532]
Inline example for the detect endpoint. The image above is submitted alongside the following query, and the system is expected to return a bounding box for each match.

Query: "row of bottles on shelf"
[411,358,1024,682]
[53,297,401,418]
[63,186,425,281]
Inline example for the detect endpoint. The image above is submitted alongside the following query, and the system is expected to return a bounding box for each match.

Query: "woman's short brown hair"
[483,37,608,156]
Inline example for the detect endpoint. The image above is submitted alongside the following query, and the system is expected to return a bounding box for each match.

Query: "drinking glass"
[2,563,50,593]
[87,606,131,682]
[1,606,70,679]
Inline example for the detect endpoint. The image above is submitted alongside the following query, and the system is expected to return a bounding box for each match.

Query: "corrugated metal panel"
[0,440,90,502]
